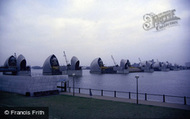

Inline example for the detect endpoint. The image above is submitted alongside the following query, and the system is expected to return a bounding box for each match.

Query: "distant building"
[185,62,190,68]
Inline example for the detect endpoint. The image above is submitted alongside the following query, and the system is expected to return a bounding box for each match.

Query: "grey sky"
[0,0,190,66]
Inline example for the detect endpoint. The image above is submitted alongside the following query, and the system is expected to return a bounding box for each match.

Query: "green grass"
[0,91,190,119]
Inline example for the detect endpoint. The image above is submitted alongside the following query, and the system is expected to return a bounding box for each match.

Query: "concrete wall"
[0,75,68,96]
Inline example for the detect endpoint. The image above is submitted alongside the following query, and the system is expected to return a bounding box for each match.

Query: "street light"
[135,75,139,104]
[72,73,76,96]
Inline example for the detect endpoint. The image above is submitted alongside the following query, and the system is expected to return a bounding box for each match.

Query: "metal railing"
[64,87,190,105]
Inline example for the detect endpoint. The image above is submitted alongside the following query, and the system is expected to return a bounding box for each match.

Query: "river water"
[4,69,188,104]
[72,70,190,104]
[70,70,190,96]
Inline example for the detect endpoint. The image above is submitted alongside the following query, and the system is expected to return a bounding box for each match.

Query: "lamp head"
[72,73,76,77]
[135,75,139,79]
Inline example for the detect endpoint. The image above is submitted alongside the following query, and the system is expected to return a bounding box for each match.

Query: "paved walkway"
[60,92,190,110]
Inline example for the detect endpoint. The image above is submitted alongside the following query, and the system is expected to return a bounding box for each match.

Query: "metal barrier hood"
[120,59,129,69]
[71,56,81,70]
[120,59,131,69]
[152,61,161,68]
[4,55,17,68]
[17,54,26,71]
[161,62,167,67]
[43,54,61,75]
[90,57,104,73]
[140,61,152,68]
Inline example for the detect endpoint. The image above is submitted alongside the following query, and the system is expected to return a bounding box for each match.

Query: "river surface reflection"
[31,69,190,104]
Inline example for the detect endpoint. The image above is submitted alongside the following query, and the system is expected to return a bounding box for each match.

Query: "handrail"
[63,86,190,105]
[72,87,189,98]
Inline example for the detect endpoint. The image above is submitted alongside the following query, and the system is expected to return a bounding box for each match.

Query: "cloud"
[0,0,189,66]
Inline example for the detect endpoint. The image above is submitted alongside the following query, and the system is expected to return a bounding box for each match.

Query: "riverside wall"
[0,75,68,96]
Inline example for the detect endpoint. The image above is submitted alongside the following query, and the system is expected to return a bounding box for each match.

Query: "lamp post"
[135,75,139,104]
[72,73,75,96]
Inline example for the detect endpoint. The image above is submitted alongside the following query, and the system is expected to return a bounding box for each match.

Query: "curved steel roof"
[120,59,127,69]
[152,61,161,68]
[17,54,26,71]
[43,54,60,75]
[120,59,131,69]
[90,57,103,72]
[139,61,152,68]
[4,55,17,68]
[71,56,80,70]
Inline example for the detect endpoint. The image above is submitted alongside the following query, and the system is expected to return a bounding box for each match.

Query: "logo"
[143,9,180,31]
[4,110,9,115]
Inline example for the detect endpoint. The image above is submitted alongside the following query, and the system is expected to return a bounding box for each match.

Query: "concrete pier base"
[0,75,68,96]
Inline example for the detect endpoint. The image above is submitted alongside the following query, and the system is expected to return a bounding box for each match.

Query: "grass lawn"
[0,91,190,119]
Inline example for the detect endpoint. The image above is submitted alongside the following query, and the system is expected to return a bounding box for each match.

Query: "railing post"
[61,81,63,92]
[163,95,165,102]
[69,87,71,93]
[114,91,116,97]
[184,96,186,105]
[79,88,80,94]
[101,90,103,96]
[67,81,69,92]
[73,86,75,96]
[129,92,131,99]
[89,89,92,96]
[64,81,67,92]
[63,81,66,92]
[145,93,147,101]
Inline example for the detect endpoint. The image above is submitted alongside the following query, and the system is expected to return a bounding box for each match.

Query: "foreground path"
[61,92,190,110]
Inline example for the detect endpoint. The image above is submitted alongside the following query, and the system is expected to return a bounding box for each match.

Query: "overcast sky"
[0,0,190,66]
